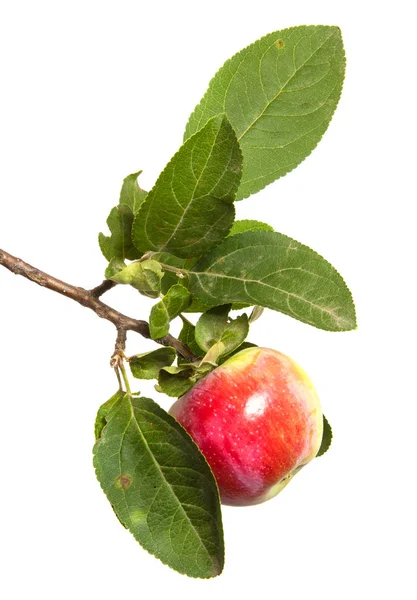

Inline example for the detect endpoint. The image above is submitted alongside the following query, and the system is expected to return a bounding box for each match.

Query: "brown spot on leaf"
[115,474,132,490]
[276,39,285,49]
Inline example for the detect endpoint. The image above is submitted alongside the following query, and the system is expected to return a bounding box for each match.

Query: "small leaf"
[218,341,257,364]
[93,394,224,578]
[185,26,345,200]
[195,305,230,351]
[119,170,148,214]
[178,318,204,364]
[157,366,196,397]
[149,285,192,339]
[99,204,140,261]
[104,257,126,279]
[228,219,274,236]
[195,305,249,356]
[132,115,242,258]
[110,260,163,298]
[220,315,249,355]
[129,347,176,380]
[99,171,147,261]
[249,306,264,323]
[189,231,356,332]
[199,342,226,367]
[317,414,332,457]
[94,390,125,440]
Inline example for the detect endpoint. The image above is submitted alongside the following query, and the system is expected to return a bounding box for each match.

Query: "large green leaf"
[185,26,345,200]
[132,115,242,258]
[93,394,224,578]
[187,231,356,332]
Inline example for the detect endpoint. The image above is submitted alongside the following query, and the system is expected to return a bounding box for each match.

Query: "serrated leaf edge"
[93,395,224,578]
[184,25,345,200]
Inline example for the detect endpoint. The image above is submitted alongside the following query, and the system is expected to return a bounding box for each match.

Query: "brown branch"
[0,248,198,362]
[90,279,118,298]
[114,327,128,355]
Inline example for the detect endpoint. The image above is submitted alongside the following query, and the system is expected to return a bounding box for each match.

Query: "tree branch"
[0,248,198,362]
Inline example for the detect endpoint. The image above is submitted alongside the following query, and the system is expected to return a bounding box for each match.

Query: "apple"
[169,347,323,506]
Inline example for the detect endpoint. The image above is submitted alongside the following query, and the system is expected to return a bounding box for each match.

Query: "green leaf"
[132,115,242,258]
[157,366,196,397]
[183,297,213,314]
[104,257,126,279]
[152,252,188,294]
[94,390,125,440]
[195,305,249,358]
[119,170,148,214]
[195,305,230,351]
[98,171,148,261]
[183,298,250,314]
[317,414,332,457]
[185,26,345,200]
[178,318,204,364]
[219,315,249,355]
[99,204,140,261]
[109,259,163,298]
[199,342,226,367]
[218,341,257,364]
[129,347,177,380]
[228,219,274,236]
[188,231,356,332]
[249,306,264,323]
[149,285,192,339]
[93,394,224,578]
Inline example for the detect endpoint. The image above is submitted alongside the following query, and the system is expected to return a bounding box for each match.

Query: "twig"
[90,279,118,298]
[0,248,198,362]
[114,327,128,355]
[110,327,128,367]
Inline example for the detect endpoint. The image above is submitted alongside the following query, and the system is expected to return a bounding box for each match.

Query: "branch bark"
[0,248,198,362]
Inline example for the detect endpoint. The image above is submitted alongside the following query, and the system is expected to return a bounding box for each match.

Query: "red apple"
[169,347,323,506]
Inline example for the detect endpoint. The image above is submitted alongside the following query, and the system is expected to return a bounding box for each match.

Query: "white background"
[0,1,416,598]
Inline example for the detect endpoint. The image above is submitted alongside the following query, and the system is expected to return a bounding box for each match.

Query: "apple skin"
[169,347,323,506]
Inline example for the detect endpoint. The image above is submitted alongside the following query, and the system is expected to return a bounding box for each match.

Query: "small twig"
[114,327,127,355]
[0,248,198,362]
[90,279,118,298]
[110,327,128,368]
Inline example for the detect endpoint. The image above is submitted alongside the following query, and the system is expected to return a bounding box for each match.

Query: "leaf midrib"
[126,399,215,569]
[160,121,225,252]
[190,264,351,328]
